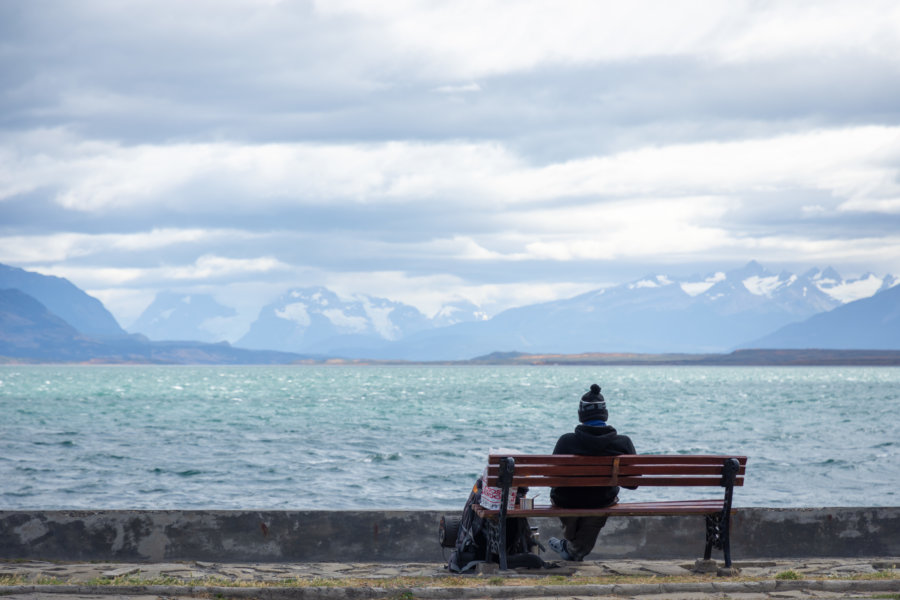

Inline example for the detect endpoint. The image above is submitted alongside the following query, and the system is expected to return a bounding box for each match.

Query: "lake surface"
[1,365,897,509]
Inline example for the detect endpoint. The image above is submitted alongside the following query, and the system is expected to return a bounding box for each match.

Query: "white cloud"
[3,0,900,329]
[506,196,735,260]
[719,2,900,64]
[4,126,899,215]
[33,265,147,286]
[839,197,900,214]
[313,0,900,79]
[434,83,481,94]
[0,131,521,210]
[0,229,258,264]
[168,255,289,280]
[30,254,290,290]
[498,126,900,204]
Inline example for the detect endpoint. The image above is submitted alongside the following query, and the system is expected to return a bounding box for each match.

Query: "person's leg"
[563,516,608,561]
[548,517,578,560]
[560,516,581,546]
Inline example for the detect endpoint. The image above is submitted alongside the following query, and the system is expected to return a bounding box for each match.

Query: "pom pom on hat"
[578,383,608,423]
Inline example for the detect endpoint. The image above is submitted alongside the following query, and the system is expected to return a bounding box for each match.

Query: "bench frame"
[473,454,747,570]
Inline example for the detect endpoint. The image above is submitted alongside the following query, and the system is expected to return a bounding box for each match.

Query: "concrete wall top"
[1,507,898,563]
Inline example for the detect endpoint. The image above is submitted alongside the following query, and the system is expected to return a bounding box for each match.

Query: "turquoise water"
[1,365,897,509]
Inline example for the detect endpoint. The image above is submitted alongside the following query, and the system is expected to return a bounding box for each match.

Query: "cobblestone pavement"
[1,557,898,599]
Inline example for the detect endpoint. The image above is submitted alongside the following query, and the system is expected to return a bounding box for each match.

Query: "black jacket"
[550,424,636,509]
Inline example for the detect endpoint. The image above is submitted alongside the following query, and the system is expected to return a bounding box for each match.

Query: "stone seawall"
[2,508,898,563]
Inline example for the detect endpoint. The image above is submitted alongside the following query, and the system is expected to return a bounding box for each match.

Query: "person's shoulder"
[615,432,637,453]
[552,431,578,454]
[555,431,577,444]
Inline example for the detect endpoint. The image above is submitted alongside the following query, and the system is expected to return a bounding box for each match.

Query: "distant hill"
[0,288,106,360]
[462,348,900,366]
[0,263,125,336]
[743,284,900,349]
[0,288,309,364]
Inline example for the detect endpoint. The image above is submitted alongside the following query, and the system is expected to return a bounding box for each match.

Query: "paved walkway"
[1,557,898,599]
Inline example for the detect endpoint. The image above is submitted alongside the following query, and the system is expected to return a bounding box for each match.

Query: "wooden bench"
[473,453,747,570]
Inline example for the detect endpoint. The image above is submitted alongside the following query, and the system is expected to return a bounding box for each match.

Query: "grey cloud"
[2,1,899,320]
[5,1,899,158]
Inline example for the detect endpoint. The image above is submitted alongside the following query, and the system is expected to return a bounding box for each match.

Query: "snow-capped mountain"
[745,283,900,350]
[128,292,238,343]
[236,287,434,354]
[110,261,900,359]
[432,300,489,328]
[2,260,896,361]
[807,267,898,303]
[374,261,899,360]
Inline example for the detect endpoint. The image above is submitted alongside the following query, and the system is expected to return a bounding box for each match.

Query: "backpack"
[442,478,546,573]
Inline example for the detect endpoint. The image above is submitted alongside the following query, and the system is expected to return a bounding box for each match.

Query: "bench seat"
[474,498,730,518]
[476,453,747,570]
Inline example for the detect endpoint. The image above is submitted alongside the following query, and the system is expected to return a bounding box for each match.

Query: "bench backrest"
[484,454,747,489]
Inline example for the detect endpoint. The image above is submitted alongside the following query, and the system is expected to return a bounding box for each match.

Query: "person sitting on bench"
[548,383,638,561]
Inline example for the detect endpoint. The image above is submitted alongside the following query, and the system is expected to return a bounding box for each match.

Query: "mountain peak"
[628,274,675,290]
[129,291,237,342]
[731,260,771,279]
[0,262,125,336]
[821,266,842,281]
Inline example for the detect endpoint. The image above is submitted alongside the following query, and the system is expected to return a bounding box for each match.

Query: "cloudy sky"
[2,0,899,338]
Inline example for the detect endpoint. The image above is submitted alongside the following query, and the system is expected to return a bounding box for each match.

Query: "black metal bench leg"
[721,503,733,568]
[497,456,515,571]
[720,459,737,568]
[704,457,739,568]
[703,514,715,560]
[498,489,508,570]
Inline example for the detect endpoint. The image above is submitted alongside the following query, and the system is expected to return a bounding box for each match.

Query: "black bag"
[444,478,545,573]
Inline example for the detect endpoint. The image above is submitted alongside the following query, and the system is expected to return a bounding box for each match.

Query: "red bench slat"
[488,464,745,477]
[490,454,747,466]
[483,454,746,489]
[473,498,731,518]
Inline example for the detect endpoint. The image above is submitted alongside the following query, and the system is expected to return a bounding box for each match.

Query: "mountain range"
[0,263,125,337]
[128,260,898,360]
[747,283,900,349]
[0,264,306,364]
[1,260,898,363]
[347,261,897,360]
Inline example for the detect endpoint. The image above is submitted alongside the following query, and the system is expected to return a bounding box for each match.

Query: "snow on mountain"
[809,268,898,303]
[744,283,900,350]
[208,261,898,358]
[129,292,238,343]
[432,300,489,328]
[628,275,674,289]
[380,261,893,360]
[680,272,726,296]
[236,287,432,354]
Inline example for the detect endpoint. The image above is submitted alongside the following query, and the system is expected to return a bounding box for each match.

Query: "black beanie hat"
[578,383,608,423]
